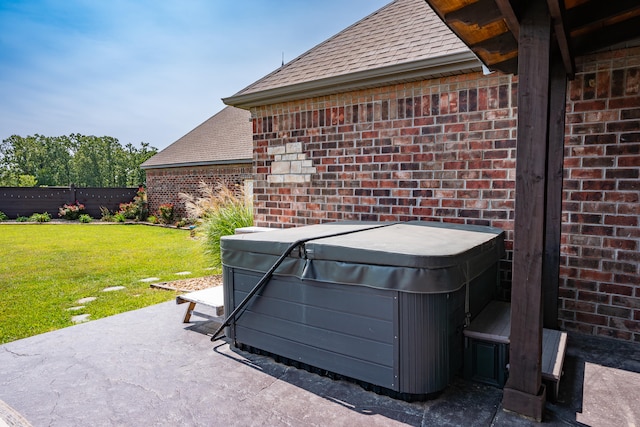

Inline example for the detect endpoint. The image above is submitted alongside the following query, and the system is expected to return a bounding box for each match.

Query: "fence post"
[70,184,76,202]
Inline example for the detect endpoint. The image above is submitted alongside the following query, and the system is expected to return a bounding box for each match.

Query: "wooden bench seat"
[463,300,568,399]
[176,286,224,323]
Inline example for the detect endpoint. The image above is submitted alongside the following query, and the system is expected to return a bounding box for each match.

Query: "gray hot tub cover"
[221,221,505,294]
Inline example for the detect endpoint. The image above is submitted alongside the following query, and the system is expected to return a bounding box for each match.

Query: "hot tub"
[221,221,505,399]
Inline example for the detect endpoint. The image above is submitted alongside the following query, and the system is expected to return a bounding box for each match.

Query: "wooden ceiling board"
[445,0,503,27]
[427,0,480,16]
[564,0,589,9]
[473,49,519,66]
[473,31,518,55]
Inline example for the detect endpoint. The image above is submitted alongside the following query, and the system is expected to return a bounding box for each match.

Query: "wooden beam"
[472,30,518,55]
[547,0,575,77]
[565,0,640,32]
[494,0,521,39]
[572,15,640,56]
[490,56,519,75]
[502,0,551,421]
[543,55,567,330]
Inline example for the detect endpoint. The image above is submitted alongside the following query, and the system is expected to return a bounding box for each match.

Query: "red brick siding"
[251,72,518,294]
[561,47,640,342]
[250,46,640,342]
[145,164,252,219]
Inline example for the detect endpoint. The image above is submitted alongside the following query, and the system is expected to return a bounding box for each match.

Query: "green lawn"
[0,224,217,344]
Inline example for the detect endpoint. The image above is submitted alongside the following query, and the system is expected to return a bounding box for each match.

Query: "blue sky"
[0,0,389,150]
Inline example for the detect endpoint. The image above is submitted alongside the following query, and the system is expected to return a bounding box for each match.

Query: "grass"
[0,224,217,344]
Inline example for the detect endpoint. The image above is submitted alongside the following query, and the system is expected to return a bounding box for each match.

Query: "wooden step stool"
[463,300,568,400]
[176,286,225,323]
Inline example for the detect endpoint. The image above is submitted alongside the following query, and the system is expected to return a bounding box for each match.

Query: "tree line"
[0,134,157,187]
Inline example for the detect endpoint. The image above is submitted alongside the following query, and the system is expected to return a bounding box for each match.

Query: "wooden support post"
[503,0,552,421]
[543,56,568,330]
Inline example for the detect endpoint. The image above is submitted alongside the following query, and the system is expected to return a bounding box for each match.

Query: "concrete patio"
[1,300,638,426]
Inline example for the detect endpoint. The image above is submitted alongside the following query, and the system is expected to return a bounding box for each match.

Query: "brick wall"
[252,71,518,294]
[145,164,253,219]
[250,46,640,342]
[560,47,640,341]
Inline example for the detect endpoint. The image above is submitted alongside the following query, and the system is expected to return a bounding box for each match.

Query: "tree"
[0,172,38,187]
[71,134,120,187]
[0,134,157,187]
[124,142,157,186]
[0,134,73,186]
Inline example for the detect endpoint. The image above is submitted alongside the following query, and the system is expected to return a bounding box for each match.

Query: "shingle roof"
[141,106,252,169]
[224,0,478,108]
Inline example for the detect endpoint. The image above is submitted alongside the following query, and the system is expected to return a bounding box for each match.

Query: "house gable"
[224,0,480,109]
[141,106,252,170]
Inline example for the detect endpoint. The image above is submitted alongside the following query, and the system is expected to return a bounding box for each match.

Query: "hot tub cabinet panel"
[228,271,398,389]
[221,221,505,397]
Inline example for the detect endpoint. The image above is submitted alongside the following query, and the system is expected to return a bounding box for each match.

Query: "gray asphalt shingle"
[232,0,470,97]
[141,106,252,169]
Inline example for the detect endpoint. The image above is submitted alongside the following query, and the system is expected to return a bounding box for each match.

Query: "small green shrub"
[29,212,51,223]
[158,203,174,224]
[16,216,29,222]
[176,217,194,228]
[0,211,8,221]
[113,212,126,223]
[58,201,85,220]
[78,214,92,223]
[147,215,158,224]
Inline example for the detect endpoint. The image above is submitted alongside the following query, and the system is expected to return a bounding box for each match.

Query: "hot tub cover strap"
[221,221,505,294]
[221,238,502,294]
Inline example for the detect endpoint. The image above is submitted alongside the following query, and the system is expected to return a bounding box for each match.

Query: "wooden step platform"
[463,300,568,400]
[176,286,224,323]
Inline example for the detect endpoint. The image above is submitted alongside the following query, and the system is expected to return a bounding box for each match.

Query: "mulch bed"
[150,275,222,292]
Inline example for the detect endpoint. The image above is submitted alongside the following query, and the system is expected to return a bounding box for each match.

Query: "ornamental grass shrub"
[180,182,253,266]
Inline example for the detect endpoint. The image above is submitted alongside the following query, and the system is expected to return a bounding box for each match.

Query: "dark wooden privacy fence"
[0,186,138,219]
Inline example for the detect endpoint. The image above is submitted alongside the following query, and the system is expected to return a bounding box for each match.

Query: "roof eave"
[140,158,253,170]
[223,51,481,109]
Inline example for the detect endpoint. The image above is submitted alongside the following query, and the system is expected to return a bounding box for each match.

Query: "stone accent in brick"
[266,142,316,184]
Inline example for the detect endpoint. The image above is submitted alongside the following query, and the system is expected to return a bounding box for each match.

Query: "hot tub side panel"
[225,268,398,390]
[397,288,464,394]
[395,264,497,395]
